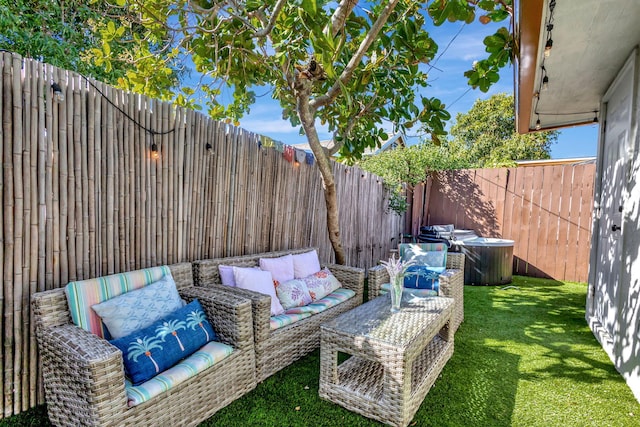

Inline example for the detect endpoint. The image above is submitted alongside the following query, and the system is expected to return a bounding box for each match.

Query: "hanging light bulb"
[593,113,599,124]
[51,82,65,103]
[205,142,213,154]
[151,142,160,160]
[535,116,541,130]
[544,39,553,57]
[542,75,549,91]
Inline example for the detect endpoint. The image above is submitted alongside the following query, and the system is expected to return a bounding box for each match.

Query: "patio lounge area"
[8,276,639,427]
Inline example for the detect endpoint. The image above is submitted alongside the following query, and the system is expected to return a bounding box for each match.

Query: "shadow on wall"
[429,170,500,237]
[513,256,555,280]
[616,157,640,400]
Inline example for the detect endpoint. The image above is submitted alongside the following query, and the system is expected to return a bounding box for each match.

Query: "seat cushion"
[91,274,183,339]
[283,288,356,316]
[65,265,171,338]
[269,311,313,330]
[111,299,217,385]
[380,283,439,297]
[125,340,234,407]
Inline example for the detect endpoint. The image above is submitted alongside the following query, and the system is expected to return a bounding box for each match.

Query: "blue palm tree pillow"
[110,299,217,385]
[401,244,448,294]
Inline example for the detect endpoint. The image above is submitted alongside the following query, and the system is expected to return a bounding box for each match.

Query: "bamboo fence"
[0,53,402,417]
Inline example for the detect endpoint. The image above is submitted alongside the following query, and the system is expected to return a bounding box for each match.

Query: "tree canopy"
[359,93,558,214]
[1,0,516,263]
[450,93,557,167]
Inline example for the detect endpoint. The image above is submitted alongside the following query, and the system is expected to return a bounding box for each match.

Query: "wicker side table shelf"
[319,294,454,427]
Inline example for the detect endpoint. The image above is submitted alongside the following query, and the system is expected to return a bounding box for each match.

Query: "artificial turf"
[3,276,639,426]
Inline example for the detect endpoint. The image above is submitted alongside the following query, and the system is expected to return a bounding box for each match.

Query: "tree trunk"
[295,76,346,265]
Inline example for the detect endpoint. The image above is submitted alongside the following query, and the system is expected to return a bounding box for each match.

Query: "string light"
[544,38,553,57]
[205,142,213,154]
[51,82,65,103]
[593,112,599,124]
[535,116,541,130]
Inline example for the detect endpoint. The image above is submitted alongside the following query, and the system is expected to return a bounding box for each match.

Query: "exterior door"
[593,55,634,340]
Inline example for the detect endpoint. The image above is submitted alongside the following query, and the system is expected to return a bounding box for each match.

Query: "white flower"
[380,255,414,278]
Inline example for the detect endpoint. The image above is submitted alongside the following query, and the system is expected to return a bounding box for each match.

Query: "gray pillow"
[91,274,183,339]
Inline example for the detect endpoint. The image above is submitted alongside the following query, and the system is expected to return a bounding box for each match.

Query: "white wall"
[587,47,640,402]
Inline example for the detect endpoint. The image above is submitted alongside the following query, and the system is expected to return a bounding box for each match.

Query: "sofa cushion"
[125,340,233,407]
[380,282,441,298]
[292,250,321,279]
[302,268,342,301]
[91,274,183,339]
[233,266,284,316]
[275,278,312,310]
[111,299,216,385]
[259,254,295,284]
[269,311,313,331]
[283,288,355,315]
[65,265,171,338]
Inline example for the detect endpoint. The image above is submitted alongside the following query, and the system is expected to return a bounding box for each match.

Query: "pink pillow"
[218,265,236,286]
[259,254,294,284]
[292,250,321,279]
[233,267,284,316]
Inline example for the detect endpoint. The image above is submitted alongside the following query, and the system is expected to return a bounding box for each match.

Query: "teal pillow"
[402,247,447,268]
[111,299,216,385]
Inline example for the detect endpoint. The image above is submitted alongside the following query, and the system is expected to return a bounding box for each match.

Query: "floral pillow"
[302,268,342,301]
[275,279,312,310]
[110,299,216,385]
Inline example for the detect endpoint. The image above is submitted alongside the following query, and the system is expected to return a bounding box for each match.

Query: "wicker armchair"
[369,252,465,332]
[193,248,365,383]
[32,263,256,427]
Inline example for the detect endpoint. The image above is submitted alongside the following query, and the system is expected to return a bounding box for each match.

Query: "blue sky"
[233,15,598,159]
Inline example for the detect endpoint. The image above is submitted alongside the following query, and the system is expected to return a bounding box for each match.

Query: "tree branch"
[330,0,359,37]
[254,0,287,37]
[311,0,399,110]
[328,94,380,156]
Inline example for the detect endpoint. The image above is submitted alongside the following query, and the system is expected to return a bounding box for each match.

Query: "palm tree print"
[127,336,163,373]
[186,309,210,341]
[156,319,187,351]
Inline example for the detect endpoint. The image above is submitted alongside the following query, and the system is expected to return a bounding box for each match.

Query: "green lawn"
[3,276,639,426]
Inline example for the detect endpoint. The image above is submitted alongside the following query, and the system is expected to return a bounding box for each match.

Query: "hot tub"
[456,237,514,286]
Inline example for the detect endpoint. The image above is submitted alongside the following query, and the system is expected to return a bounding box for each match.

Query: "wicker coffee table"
[319,294,454,427]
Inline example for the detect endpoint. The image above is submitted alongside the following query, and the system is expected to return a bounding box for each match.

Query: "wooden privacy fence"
[0,53,401,417]
[412,163,595,282]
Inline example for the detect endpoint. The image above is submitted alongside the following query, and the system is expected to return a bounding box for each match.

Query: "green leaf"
[301,0,317,15]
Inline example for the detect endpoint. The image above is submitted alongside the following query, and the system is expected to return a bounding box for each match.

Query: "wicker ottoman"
[319,294,454,427]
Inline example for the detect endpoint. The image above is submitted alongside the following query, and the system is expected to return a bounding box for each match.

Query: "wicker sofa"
[193,248,365,382]
[369,249,465,332]
[32,263,256,427]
